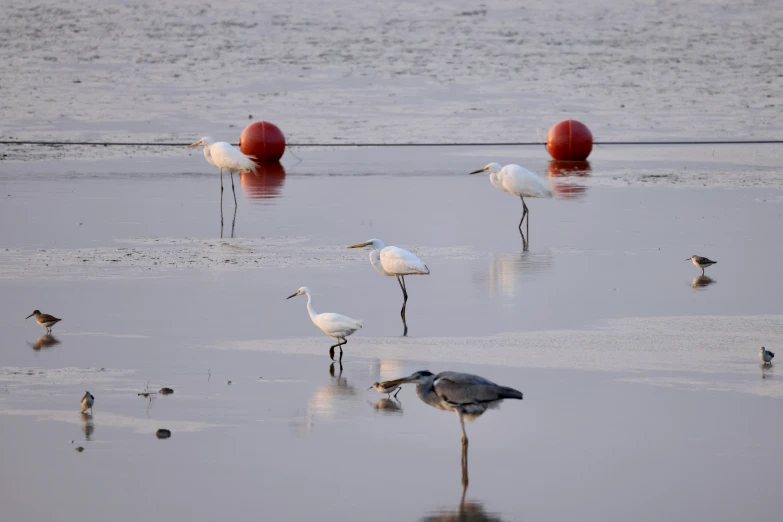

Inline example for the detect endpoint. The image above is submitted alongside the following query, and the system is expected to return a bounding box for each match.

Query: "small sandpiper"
[686,255,717,275]
[369,381,402,398]
[81,391,95,414]
[26,310,62,333]
[759,346,775,364]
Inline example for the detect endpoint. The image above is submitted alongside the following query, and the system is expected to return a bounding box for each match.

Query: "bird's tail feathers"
[498,386,523,400]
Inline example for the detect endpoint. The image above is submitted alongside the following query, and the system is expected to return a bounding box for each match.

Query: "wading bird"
[80,391,94,414]
[470,163,553,239]
[686,255,717,275]
[188,137,258,230]
[385,370,522,446]
[760,346,775,364]
[25,310,61,333]
[286,287,362,361]
[369,381,402,398]
[348,239,429,334]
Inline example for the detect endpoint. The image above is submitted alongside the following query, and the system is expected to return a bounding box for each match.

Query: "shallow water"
[2,149,783,520]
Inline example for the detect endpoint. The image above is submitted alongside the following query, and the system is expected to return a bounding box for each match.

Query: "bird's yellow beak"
[469,168,487,175]
[187,141,201,148]
[348,242,370,249]
[286,292,299,299]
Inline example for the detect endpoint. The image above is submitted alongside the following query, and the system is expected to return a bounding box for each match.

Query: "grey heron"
[385,370,523,447]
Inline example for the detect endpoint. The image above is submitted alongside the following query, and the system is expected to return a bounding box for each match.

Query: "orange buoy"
[546,120,593,161]
[239,121,286,163]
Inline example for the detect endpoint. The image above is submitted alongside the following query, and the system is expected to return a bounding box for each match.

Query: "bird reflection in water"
[307,362,357,418]
[419,445,505,522]
[691,275,716,289]
[483,250,553,298]
[547,160,590,201]
[28,334,61,351]
[371,397,403,415]
[239,162,286,200]
[81,412,94,441]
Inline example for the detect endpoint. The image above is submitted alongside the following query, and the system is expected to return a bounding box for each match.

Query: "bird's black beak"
[684,258,691,261]
[367,386,373,390]
[286,292,298,299]
[469,169,485,175]
[25,313,33,319]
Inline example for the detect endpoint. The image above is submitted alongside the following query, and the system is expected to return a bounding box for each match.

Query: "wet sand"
[2,145,783,520]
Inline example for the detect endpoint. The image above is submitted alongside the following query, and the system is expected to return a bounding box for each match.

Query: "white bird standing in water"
[470,163,553,237]
[384,370,523,446]
[286,287,362,361]
[348,239,429,333]
[760,346,775,364]
[188,137,258,227]
[80,391,94,414]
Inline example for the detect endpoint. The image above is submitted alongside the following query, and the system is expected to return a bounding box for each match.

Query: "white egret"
[348,238,429,333]
[386,370,523,447]
[686,255,717,275]
[287,287,363,361]
[470,163,553,237]
[759,346,775,364]
[80,391,94,414]
[188,137,258,227]
[26,310,61,334]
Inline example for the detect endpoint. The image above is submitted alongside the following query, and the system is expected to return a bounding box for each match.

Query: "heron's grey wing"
[433,373,523,405]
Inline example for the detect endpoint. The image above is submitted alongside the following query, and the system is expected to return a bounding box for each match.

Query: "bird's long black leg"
[220,169,224,229]
[702,267,705,276]
[329,344,338,360]
[338,338,346,361]
[230,172,237,207]
[231,204,237,239]
[393,387,400,398]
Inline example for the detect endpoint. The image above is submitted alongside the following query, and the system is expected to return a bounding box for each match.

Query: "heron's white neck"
[303,290,319,325]
[369,250,391,276]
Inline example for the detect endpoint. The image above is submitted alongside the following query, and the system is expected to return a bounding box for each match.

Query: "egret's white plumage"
[189,136,258,229]
[287,287,362,361]
[470,162,553,237]
[348,239,429,332]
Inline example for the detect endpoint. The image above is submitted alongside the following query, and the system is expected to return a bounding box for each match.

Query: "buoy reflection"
[240,162,286,200]
[548,160,590,200]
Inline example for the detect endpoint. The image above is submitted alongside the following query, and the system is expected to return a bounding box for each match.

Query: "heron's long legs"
[329,338,347,361]
[461,440,469,489]
[220,169,224,227]
[231,204,237,239]
[230,172,238,207]
[397,275,409,336]
[457,411,468,447]
[519,196,529,237]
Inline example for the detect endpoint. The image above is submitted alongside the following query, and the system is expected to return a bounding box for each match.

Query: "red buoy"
[239,121,286,163]
[546,120,593,161]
